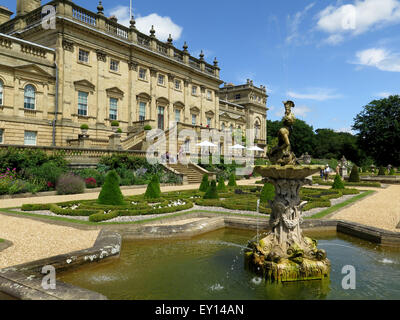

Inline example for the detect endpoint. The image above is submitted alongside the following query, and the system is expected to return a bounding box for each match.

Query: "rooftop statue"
[268,101,298,166]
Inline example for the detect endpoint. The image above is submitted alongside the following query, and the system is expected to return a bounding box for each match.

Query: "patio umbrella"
[196,141,217,147]
[229,144,246,149]
[247,146,264,151]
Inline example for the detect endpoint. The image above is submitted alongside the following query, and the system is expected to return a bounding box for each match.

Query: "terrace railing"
[72,6,97,27]
[106,20,129,39]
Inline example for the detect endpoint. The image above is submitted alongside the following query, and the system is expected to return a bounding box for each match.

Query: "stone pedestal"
[245,165,330,282]
[340,166,347,178]
[78,134,91,148]
[108,133,122,150]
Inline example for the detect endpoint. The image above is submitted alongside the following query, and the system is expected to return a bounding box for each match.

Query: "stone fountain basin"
[255,165,324,180]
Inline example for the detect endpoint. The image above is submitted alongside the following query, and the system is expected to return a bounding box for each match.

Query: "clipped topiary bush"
[111,120,119,127]
[217,176,227,192]
[378,166,386,176]
[228,173,237,187]
[389,168,395,175]
[204,180,219,199]
[98,170,125,205]
[56,173,85,195]
[260,183,275,203]
[144,125,152,131]
[145,175,161,199]
[199,174,210,192]
[80,124,89,130]
[348,165,360,182]
[332,174,345,189]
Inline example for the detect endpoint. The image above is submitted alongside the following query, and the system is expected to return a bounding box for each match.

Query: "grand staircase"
[167,163,212,184]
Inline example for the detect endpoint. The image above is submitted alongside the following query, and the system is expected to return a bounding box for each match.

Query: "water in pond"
[59,229,400,300]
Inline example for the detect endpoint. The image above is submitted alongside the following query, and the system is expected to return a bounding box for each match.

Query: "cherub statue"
[268,101,298,166]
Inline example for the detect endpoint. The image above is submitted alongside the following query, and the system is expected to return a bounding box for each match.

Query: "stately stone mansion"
[0,0,268,155]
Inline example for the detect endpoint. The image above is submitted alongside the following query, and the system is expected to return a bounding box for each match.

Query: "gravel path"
[302,194,360,218]
[329,185,400,232]
[0,214,99,269]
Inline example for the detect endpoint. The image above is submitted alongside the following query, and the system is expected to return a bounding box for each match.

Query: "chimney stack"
[16,0,41,16]
[0,6,13,24]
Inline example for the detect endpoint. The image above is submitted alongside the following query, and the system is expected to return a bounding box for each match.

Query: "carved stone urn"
[245,165,330,282]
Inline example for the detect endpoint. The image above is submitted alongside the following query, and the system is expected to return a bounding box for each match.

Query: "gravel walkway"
[302,194,360,218]
[330,185,400,232]
[0,214,99,269]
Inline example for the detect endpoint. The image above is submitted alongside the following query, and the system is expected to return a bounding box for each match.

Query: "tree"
[228,173,237,187]
[144,175,161,199]
[267,119,315,156]
[353,95,400,166]
[260,183,275,203]
[199,174,210,192]
[98,170,124,205]
[217,176,227,192]
[332,174,345,189]
[204,180,219,199]
[348,165,360,183]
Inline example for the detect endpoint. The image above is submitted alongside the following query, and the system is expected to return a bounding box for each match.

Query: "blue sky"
[3,0,400,132]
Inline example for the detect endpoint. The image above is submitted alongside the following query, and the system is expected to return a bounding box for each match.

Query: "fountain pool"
[59,229,400,300]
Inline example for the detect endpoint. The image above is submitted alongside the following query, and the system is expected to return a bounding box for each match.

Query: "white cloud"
[294,105,312,118]
[376,92,396,97]
[353,48,400,72]
[316,0,400,44]
[272,105,311,118]
[335,127,356,134]
[286,3,315,44]
[287,88,342,101]
[108,6,183,42]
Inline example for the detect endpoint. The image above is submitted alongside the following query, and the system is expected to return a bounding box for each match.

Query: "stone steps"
[168,164,204,184]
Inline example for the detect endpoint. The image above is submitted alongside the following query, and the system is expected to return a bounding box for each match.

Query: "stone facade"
[0,0,268,154]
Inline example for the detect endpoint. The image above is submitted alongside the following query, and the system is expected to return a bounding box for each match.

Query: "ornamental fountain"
[245,101,330,282]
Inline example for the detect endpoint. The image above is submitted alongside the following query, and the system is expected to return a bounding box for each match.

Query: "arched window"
[24,85,36,110]
[254,120,261,139]
[0,80,3,106]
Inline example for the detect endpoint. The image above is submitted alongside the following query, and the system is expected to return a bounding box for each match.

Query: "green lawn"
[1,186,370,225]
[307,190,375,219]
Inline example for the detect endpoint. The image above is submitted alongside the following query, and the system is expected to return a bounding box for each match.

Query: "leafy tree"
[348,165,360,183]
[98,170,124,205]
[378,166,386,176]
[267,119,315,156]
[353,95,400,166]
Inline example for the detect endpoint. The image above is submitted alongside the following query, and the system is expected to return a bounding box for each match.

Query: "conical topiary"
[217,176,227,192]
[145,175,161,199]
[260,183,275,203]
[332,174,345,189]
[199,174,210,192]
[204,180,219,199]
[228,173,237,187]
[98,170,124,205]
[389,168,395,175]
[348,165,360,182]
[378,166,386,176]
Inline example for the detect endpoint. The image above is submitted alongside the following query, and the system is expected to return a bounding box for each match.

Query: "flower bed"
[20,186,359,223]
